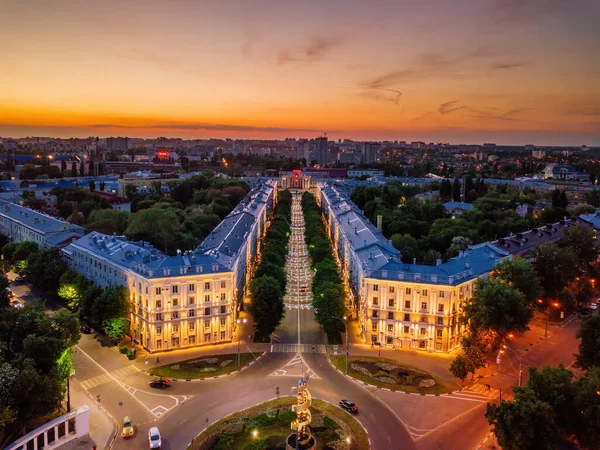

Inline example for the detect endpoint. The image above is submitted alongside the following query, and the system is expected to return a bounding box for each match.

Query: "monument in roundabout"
[286,375,316,450]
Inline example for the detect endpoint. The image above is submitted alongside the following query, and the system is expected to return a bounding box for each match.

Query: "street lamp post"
[236,318,247,367]
[333,315,348,375]
[538,300,560,338]
[501,345,523,386]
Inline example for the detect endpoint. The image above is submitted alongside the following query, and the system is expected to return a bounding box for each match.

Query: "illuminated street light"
[252,430,258,438]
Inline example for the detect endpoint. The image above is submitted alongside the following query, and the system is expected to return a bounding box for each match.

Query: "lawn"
[330,355,458,395]
[188,397,369,450]
[149,353,256,380]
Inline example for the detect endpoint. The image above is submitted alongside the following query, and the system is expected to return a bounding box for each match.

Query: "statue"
[287,375,316,450]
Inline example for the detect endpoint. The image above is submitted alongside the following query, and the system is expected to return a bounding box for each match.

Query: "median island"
[330,355,457,395]
[149,353,256,380]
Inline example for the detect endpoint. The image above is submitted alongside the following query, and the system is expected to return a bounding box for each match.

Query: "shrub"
[126,350,136,360]
[323,415,338,429]
[119,345,128,354]
[244,438,269,450]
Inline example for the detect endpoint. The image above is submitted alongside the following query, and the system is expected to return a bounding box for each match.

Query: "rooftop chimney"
[376,215,383,231]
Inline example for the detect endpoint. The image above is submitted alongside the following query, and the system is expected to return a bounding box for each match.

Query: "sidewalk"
[70,380,117,450]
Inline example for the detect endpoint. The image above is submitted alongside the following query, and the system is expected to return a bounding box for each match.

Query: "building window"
[387,324,393,333]
[173,298,178,307]
[204,320,210,328]
[172,285,178,294]
[204,307,211,316]
[403,325,409,334]
[189,322,195,331]
[404,300,411,309]
[220,305,226,314]
[437,329,443,338]
[156,300,162,308]
[421,302,427,311]
[189,296,195,304]
[373,284,379,291]
[420,328,426,336]
[156,287,161,295]
[405,288,411,295]
[372,310,378,318]
[220,293,226,301]
[404,313,410,321]
[172,324,179,333]
[438,304,444,313]
[189,336,195,344]
[220,318,226,327]
[204,333,211,342]
[389,286,395,293]
[204,282,211,290]
[419,341,426,349]
[156,340,162,349]
[189,309,195,318]
[189,284,195,292]
[437,317,444,325]
[372,323,377,331]
[156,313,163,321]
[172,312,179,319]
[204,295,210,302]
[387,312,394,320]
[156,326,162,334]
[389,299,395,308]
[439,291,445,298]
[373,297,379,306]
[371,334,377,342]
[220,331,226,340]
[221,281,226,289]
[422,289,428,296]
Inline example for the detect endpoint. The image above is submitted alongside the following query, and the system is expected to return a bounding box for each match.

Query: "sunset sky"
[1,0,599,145]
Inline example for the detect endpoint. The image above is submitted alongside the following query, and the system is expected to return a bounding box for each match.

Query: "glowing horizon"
[1,0,599,145]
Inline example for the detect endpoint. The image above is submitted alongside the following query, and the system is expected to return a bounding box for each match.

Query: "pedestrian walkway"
[448,383,499,402]
[269,353,320,379]
[80,364,140,390]
[270,343,327,354]
[283,193,314,309]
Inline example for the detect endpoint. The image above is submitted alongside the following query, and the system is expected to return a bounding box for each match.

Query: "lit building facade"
[316,182,509,353]
[64,180,278,352]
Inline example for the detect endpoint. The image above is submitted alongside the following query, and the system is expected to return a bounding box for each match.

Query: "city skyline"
[1,0,600,145]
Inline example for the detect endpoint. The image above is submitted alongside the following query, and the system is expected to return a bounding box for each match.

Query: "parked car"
[339,399,358,414]
[121,416,134,438]
[590,303,598,310]
[11,300,23,309]
[148,427,161,449]
[14,276,23,282]
[149,378,171,389]
[80,324,92,334]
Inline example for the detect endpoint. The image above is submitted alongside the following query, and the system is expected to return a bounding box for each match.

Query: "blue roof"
[369,242,509,285]
[444,201,474,211]
[0,200,84,234]
[66,231,228,279]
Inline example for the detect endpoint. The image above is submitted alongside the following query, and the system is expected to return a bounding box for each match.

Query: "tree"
[51,309,81,347]
[91,285,129,328]
[125,207,185,254]
[99,181,105,191]
[249,276,284,338]
[88,180,95,192]
[574,366,600,449]
[449,355,469,382]
[391,234,419,263]
[61,160,67,173]
[452,178,461,202]
[486,387,558,450]
[575,315,600,370]
[71,161,77,177]
[561,224,598,267]
[0,274,10,308]
[79,161,85,176]
[463,278,532,347]
[124,184,137,200]
[25,247,67,292]
[571,203,595,216]
[532,243,580,298]
[103,317,129,341]
[491,257,539,305]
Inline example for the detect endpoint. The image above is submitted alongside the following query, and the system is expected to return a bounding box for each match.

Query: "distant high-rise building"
[362,142,381,163]
[106,137,129,151]
[310,137,329,165]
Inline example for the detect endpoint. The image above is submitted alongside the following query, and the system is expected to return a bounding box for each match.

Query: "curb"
[81,387,119,450]
[325,354,464,397]
[146,352,267,382]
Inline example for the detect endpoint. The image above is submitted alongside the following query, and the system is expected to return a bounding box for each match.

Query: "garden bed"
[149,353,256,379]
[188,397,368,450]
[330,355,456,394]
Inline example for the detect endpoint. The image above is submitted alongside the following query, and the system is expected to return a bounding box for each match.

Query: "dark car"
[339,399,358,413]
[80,324,92,334]
[149,378,171,389]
